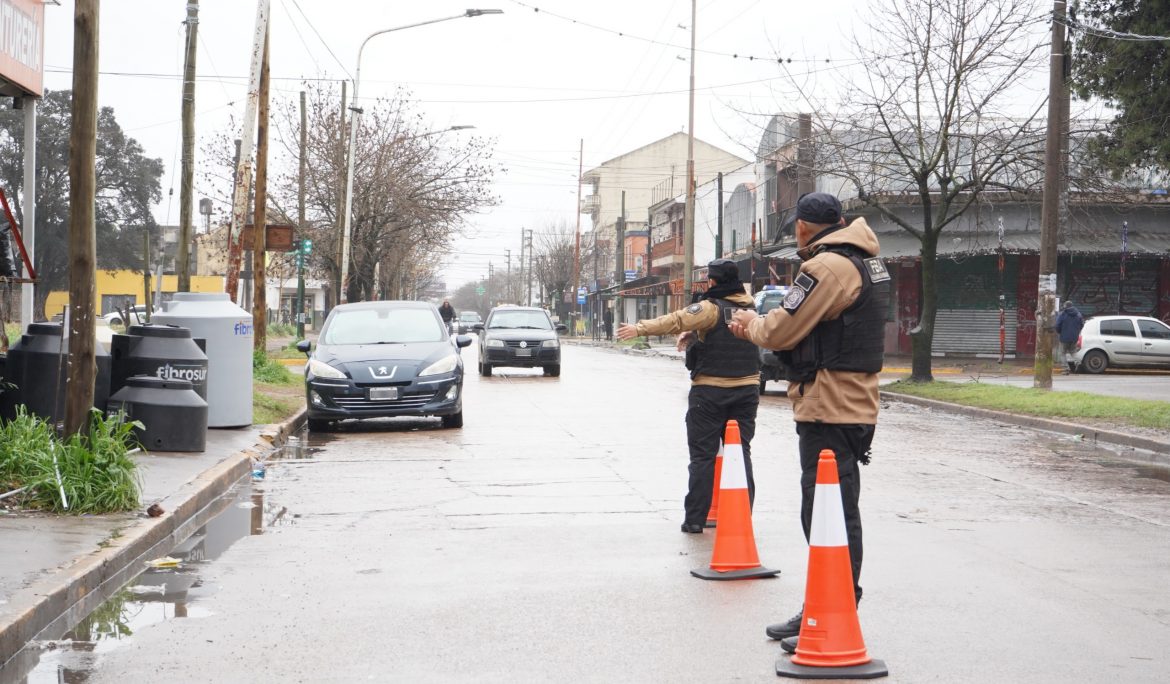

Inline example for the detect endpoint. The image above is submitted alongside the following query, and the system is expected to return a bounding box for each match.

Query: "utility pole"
[297,90,307,339]
[252,29,270,351]
[65,0,99,436]
[225,0,271,305]
[573,139,583,335]
[715,171,723,258]
[525,228,534,306]
[682,0,697,300]
[177,0,198,292]
[142,229,152,319]
[333,80,346,310]
[518,229,526,305]
[488,262,494,307]
[1034,0,1066,389]
[616,190,626,324]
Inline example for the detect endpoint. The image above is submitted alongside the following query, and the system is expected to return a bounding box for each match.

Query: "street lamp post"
[339,8,502,304]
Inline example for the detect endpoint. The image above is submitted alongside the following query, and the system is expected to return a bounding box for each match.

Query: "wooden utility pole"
[252,30,270,351]
[1034,0,1066,389]
[715,172,723,258]
[142,229,152,317]
[296,89,307,339]
[177,0,198,292]
[65,0,99,436]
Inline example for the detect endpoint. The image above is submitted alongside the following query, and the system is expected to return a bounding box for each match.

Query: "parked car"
[475,305,567,377]
[455,310,483,334]
[297,300,473,431]
[1071,315,1170,374]
[754,286,790,393]
[102,305,150,327]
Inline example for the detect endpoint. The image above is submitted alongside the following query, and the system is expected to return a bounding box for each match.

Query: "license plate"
[515,348,532,357]
[368,387,399,400]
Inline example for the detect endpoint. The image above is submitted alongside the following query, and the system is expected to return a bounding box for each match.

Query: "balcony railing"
[581,195,601,214]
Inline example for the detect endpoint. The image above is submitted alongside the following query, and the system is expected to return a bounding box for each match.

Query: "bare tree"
[532,221,576,318]
[810,0,1049,381]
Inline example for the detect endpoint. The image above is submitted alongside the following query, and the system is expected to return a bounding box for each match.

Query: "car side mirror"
[472,324,484,332]
[555,324,568,333]
[296,339,312,357]
[455,334,473,348]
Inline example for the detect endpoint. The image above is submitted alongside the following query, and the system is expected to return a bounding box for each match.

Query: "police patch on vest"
[686,303,703,314]
[864,257,891,283]
[784,271,818,313]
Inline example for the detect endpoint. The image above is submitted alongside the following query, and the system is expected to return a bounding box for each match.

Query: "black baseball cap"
[706,258,741,284]
[796,192,844,225]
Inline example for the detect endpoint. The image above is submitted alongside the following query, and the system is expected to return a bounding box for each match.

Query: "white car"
[1071,315,1170,373]
[102,305,150,327]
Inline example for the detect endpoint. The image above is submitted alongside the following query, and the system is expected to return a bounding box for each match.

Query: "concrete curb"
[0,407,307,668]
[881,391,1170,463]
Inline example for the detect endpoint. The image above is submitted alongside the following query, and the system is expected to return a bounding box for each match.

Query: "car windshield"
[459,312,480,322]
[322,308,444,345]
[487,310,552,330]
[757,292,788,314]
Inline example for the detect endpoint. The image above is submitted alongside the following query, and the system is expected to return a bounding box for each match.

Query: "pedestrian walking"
[617,258,761,534]
[728,192,890,649]
[438,299,456,332]
[1054,301,1085,373]
[603,307,614,341]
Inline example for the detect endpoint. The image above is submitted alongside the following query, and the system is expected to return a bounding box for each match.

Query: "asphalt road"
[32,343,1170,683]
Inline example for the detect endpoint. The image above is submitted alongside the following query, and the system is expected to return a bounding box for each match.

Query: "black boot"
[765,611,802,640]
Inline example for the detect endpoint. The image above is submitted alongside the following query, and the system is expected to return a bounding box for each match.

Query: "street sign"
[576,286,586,305]
[476,286,485,295]
[624,270,637,281]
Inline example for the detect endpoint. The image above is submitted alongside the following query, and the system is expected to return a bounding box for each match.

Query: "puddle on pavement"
[9,479,291,683]
[1092,459,1170,484]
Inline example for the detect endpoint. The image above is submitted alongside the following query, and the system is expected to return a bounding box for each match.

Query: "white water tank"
[153,293,253,427]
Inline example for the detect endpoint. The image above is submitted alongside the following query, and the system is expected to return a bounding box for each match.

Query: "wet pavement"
[8,343,1170,682]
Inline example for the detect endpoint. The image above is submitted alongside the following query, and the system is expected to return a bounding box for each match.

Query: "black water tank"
[107,376,207,452]
[6,322,111,424]
[110,324,208,399]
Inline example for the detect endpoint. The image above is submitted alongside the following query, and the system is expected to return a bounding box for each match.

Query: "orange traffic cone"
[776,448,887,679]
[704,439,723,528]
[691,420,779,581]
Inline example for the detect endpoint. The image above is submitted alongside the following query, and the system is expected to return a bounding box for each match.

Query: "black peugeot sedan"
[475,305,567,377]
[297,301,473,431]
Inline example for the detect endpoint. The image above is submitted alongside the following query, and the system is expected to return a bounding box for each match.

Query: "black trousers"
[797,421,875,605]
[683,384,759,526]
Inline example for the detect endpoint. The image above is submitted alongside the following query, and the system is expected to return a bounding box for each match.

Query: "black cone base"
[776,657,888,679]
[690,565,780,581]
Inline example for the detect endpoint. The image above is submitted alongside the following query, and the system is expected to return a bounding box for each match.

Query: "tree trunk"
[910,231,939,382]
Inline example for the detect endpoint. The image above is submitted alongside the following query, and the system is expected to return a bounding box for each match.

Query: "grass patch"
[253,349,298,385]
[884,380,1170,430]
[268,323,297,337]
[0,409,143,514]
[253,384,301,425]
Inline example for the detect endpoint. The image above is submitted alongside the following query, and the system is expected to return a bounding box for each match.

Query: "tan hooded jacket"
[635,291,758,388]
[744,218,882,424]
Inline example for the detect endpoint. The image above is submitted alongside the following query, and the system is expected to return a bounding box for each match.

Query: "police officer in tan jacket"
[617,259,761,534]
[729,192,889,650]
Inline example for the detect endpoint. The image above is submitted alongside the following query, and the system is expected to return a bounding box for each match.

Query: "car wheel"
[307,418,331,432]
[441,411,463,429]
[480,361,492,377]
[1081,349,1108,374]
[544,364,560,377]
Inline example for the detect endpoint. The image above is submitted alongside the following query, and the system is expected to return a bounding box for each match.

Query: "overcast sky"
[37,0,1051,290]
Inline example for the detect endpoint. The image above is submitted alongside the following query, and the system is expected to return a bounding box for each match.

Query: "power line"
[1058,15,1170,42]
[287,0,354,79]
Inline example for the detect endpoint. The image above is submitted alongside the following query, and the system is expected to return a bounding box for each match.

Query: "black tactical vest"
[690,300,762,380]
[781,247,891,383]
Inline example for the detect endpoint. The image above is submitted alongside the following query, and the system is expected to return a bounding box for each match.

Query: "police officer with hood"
[728,192,889,651]
[617,258,761,534]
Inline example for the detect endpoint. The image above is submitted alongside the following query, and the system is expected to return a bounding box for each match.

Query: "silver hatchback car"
[1071,315,1170,373]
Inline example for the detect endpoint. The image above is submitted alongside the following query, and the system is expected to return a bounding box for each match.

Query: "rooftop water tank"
[152,293,252,427]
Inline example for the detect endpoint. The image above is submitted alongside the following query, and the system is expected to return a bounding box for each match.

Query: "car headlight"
[486,339,505,348]
[420,354,458,377]
[541,339,559,348]
[307,359,346,379]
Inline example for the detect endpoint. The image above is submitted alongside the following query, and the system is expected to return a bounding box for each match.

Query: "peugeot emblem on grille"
[519,341,527,348]
[369,365,397,379]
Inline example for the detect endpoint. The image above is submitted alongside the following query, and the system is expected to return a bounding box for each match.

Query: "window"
[323,307,443,345]
[487,310,552,330]
[1099,319,1136,337]
[1137,319,1170,340]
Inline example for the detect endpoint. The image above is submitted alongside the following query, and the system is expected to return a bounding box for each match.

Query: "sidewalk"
[564,336,1170,459]
[0,408,305,672]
